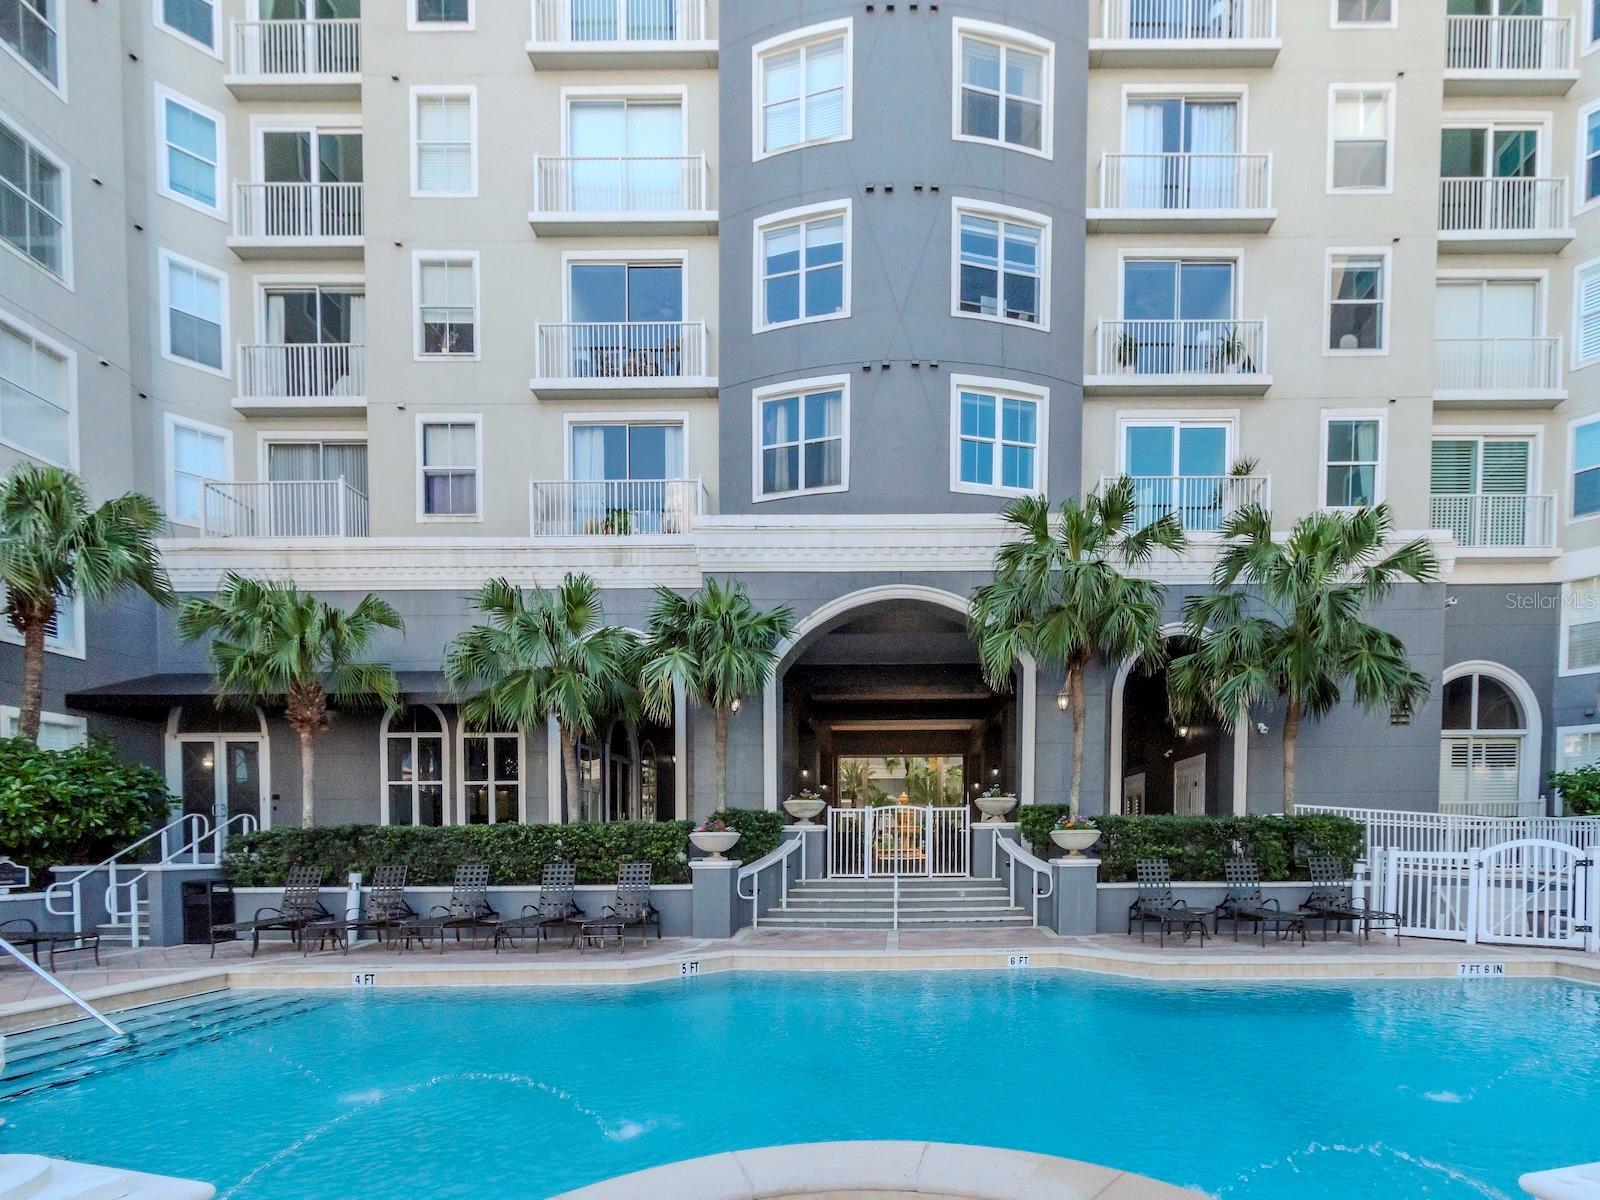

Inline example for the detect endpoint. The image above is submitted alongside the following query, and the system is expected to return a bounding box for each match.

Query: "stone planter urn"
[783,796,827,825]
[690,830,742,860]
[1049,827,1102,857]
[974,794,1018,823]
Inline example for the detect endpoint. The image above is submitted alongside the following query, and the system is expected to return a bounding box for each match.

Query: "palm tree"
[638,579,794,812]
[1167,504,1436,814]
[178,574,403,827]
[838,758,874,804]
[444,574,637,824]
[0,464,172,743]
[969,480,1186,819]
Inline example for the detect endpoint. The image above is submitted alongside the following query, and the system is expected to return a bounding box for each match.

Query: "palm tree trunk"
[294,722,316,828]
[16,618,46,745]
[714,706,729,813]
[1281,699,1301,816]
[559,725,579,825]
[1067,661,1086,820]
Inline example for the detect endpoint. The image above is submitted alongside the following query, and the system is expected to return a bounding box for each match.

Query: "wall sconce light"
[1055,687,1070,712]
[730,698,742,714]
[1255,722,1269,735]
[801,768,810,780]
[991,767,1000,777]
[1177,726,1190,739]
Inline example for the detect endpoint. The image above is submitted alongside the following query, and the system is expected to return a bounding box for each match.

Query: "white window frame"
[1568,412,1600,523]
[561,410,692,481]
[154,85,226,221]
[950,198,1052,332]
[163,412,232,530]
[1578,98,1600,214]
[415,412,483,523]
[411,251,480,361]
[1320,408,1389,509]
[949,374,1049,499]
[1575,255,1600,371]
[750,375,851,503]
[2,0,65,97]
[457,726,524,824]
[380,704,450,827]
[1587,0,1600,54]
[410,85,478,198]
[1562,577,1600,675]
[157,248,230,377]
[408,0,474,31]
[153,0,222,60]
[0,305,76,469]
[0,588,84,660]
[752,199,852,333]
[1331,0,1398,28]
[0,109,72,288]
[1326,84,1396,195]
[1324,247,1391,357]
[950,19,1055,160]
[752,19,854,161]
[1557,723,1600,793]
[0,706,87,746]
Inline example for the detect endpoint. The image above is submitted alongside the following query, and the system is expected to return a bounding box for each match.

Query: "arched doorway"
[165,703,271,830]
[1440,662,1541,816]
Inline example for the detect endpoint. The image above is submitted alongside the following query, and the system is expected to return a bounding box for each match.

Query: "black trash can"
[182,880,236,944]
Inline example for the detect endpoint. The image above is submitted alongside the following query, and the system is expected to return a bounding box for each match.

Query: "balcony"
[201,480,370,540]
[1437,178,1573,254]
[224,19,361,99]
[1090,0,1279,66]
[529,478,706,537]
[531,321,714,398]
[1444,15,1576,95]
[528,155,715,236]
[1084,319,1271,396]
[1088,153,1274,233]
[527,0,716,68]
[228,182,364,259]
[233,344,365,418]
[1101,474,1270,535]
[1430,493,1557,555]
[1433,337,1566,408]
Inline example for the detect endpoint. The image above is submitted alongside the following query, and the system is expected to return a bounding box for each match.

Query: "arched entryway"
[1440,661,1542,816]
[165,703,271,830]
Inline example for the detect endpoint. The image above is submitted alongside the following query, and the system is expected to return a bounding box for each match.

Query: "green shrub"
[1016,809,1365,882]
[709,808,784,865]
[1549,765,1600,816]
[0,737,172,875]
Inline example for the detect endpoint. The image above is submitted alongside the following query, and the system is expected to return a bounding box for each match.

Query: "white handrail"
[737,836,803,929]
[113,814,259,950]
[45,814,208,928]
[0,937,125,1037]
[993,830,1053,927]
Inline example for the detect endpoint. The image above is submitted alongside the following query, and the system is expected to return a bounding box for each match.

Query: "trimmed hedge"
[1015,809,1365,883]
[223,809,790,887]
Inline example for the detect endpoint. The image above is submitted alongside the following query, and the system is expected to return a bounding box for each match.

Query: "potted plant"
[973,783,1017,823]
[1049,812,1102,857]
[1114,332,1140,374]
[783,786,827,825]
[689,817,742,860]
[1215,330,1246,374]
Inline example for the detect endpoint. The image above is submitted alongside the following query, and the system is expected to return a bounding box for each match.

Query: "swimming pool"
[1,972,1596,1199]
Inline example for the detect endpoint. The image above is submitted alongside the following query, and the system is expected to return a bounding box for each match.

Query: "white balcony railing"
[1094,318,1268,378]
[201,479,370,539]
[1438,177,1568,235]
[1099,153,1272,211]
[1101,0,1276,40]
[232,182,364,241]
[534,321,708,381]
[1434,337,1563,393]
[531,0,708,45]
[1101,474,1269,534]
[1430,493,1556,550]
[236,344,364,400]
[529,478,705,537]
[229,19,361,79]
[1445,14,1574,74]
[532,155,710,215]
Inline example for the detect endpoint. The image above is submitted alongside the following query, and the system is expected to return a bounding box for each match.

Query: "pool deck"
[3,928,1598,1034]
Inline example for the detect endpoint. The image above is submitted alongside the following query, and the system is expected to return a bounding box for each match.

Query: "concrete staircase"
[755,876,1035,930]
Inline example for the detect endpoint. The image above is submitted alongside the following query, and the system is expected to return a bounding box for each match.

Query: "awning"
[66,671,453,718]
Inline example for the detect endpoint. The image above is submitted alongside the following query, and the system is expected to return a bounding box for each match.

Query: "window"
[952,378,1044,496]
[0,708,85,749]
[412,89,476,196]
[756,22,850,157]
[1121,95,1242,209]
[414,255,477,357]
[755,380,847,499]
[1559,726,1600,774]
[1328,87,1393,191]
[1573,420,1600,517]
[1431,436,1533,547]
[462,729,519,824]
[165,415,229,526]
[1324,416,1384,507]
[0,116,67,280]
[1584,105,1600,207]
[757,204,849,329]
[157,0,217,53]
[160,251,227,373]
[1122,419,1232,529]
[955,22,1051,156]
[156,89,223,217]
[1440,672,1528,813]
[384,707,446,826]
[1,0,59,87]
[954,203,1048,327]
[1578,260,1600,366]
[412,0,471,27]
[1566,579,1600,673]
[0,313,72,465]
[1327,251,1387,352]
[1,587,82,658]
[1334,0,1394,24]
[418,417,480,519]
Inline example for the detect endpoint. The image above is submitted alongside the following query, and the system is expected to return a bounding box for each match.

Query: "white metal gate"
[1385,851,1475,941]
[825,805,970,878]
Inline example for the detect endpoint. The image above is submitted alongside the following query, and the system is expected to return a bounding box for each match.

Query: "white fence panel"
[1383,850,1474,940]
[825,805,970,879]
[1475,839,1591,949]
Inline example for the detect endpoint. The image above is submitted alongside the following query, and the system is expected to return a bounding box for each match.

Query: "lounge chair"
[0,918,100,971]
[1213,857,1308,946]
[597,862,661,947]
[345,864,420,951]
[1299,853,1402,942]
[413,863,500,951]
[494,861,585,954]
[1127,859,1211,946]
[208,864,339,957]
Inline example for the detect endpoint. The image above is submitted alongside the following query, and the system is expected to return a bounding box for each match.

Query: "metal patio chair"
[0,918,100,972]
[345,864,420,951]
[1299,853,1402,942]
[1213,857,1308,946]
[495,860,586,954]
[596,862,661,948]
[209,864,339,957]
[413,863,500,952]
[1127,859,1211,947]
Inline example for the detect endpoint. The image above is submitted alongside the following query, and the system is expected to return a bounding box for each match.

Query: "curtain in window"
[1184,102,1237,209]
[1123,101,1168,208]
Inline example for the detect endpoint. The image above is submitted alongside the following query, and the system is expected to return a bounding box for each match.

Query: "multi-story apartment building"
[4,0,1599,831]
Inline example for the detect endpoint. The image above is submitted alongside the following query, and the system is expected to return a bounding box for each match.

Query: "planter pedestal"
[1048,857,1101,937]
[690,858,742,939]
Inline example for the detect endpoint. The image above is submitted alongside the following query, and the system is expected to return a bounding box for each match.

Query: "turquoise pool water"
[1,972,1597,1199]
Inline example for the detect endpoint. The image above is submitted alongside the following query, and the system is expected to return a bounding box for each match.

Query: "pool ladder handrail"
[0,936,125,1038]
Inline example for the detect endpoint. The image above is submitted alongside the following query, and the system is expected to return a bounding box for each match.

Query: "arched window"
[1440,672,1527,815]
[384,706,445,826]
[461,726,521,824]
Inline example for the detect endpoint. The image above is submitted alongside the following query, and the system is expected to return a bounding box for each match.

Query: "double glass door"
[1124,423,1230,531]
[1435,279,1540,388]
[567,100,684,211]
[570,422,685,534]
[261,128,363,237]
[1446,0,1550,71]
[1122,259,1237,374]
[179,740,264,833]
[260,0,361,74]
[1123,98,1239,209]
[262,287,363,396]
[1440,124,1540,229]
[568,262,683,378]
